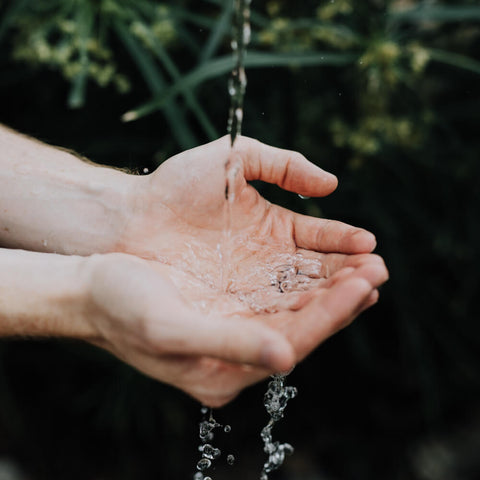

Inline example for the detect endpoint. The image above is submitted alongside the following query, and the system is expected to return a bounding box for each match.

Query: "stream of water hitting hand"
[221,0,251,292]
[196,2,296,479]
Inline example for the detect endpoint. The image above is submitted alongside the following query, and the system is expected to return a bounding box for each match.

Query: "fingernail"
[353,230,377,250]
[261,342,293,372]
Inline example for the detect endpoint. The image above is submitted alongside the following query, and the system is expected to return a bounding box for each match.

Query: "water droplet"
[298,194,310,200]
[204,477,212,480]
[239,68,247,90]
[224,425,231,433]
[142,167,149,174]
[193,473,203,480]
[242,24,251,44]
[196,458,211,471]
[200,444,216,459]
[199,421,212,439]
[235,108,243,124]
[284,443,294,455]
[201,407,208,415]
[228,78,236,96]
[227,454,235,465]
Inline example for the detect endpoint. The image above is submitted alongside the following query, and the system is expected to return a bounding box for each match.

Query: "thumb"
[237,137,338,197]
[286,277,374,361]
[149,311,296,373]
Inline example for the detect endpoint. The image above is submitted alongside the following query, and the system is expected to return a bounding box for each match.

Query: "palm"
[126,137,377,311]
[92,253,385,407]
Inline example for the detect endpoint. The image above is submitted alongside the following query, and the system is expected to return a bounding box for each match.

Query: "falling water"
[195,1,300,478]
[227,0,251,146]
[260,374,297,480]
[221,0,252,290]
[194,407,234,480]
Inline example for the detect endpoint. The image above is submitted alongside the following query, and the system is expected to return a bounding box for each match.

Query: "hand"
[85,252,387,407]
[119,135,383,315]
[89,135,388,406]
[0,129,388,407]
[0,245,386,408]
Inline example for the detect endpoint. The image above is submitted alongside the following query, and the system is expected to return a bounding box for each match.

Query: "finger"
[282,277,374,361]
[237,137,338,197]
[359,289,379,313]
[147,312,295,373]
[292,211,377,253]
[351,261,389,289]
[323,266,356,286]
[300,252,386,280]
[323,254,388,288]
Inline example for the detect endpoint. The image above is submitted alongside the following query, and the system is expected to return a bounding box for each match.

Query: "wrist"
[0,125,140,255]
[0,249,99,341]
[64,162,142,255]
[109,173,159,257]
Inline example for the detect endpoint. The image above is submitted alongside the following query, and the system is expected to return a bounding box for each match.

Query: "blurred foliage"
[0,0,480,480]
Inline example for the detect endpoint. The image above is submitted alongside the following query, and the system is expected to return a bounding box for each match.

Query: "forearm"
[0,247,97,340]
[0,125,139,255]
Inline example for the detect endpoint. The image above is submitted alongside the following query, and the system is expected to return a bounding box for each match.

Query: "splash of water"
[194,408,235,480]
[260,374,297,480]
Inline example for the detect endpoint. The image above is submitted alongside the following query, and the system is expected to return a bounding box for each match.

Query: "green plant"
[1,2,479,480]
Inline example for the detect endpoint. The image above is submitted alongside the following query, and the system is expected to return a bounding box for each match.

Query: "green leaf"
[199,0,233,64]
[114,20,198,149]
[428,48,480,76]
[134,19,218,140]
[68,2,94,109]
[389,5,480,23]
[123,51,356,122]
[171,7,217,29]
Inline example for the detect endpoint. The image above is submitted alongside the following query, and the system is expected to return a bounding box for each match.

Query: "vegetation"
[0,1,479,479]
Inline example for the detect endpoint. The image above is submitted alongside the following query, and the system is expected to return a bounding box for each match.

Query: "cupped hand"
[85,251,387,407]
[88,136,388,406]
[120,136,379,296]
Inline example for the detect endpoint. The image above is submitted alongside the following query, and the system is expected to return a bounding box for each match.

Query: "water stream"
[195,1,299,478]
[227,0,251,146]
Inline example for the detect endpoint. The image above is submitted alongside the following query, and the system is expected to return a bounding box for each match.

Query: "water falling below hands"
[260,374,297,480]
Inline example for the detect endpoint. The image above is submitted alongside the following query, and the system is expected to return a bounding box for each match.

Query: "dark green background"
[0,1,479,479]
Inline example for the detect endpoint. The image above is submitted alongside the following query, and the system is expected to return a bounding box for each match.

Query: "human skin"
[0,125,388,406]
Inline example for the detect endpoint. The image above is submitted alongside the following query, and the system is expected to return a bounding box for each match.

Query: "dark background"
[0,1,479,479]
